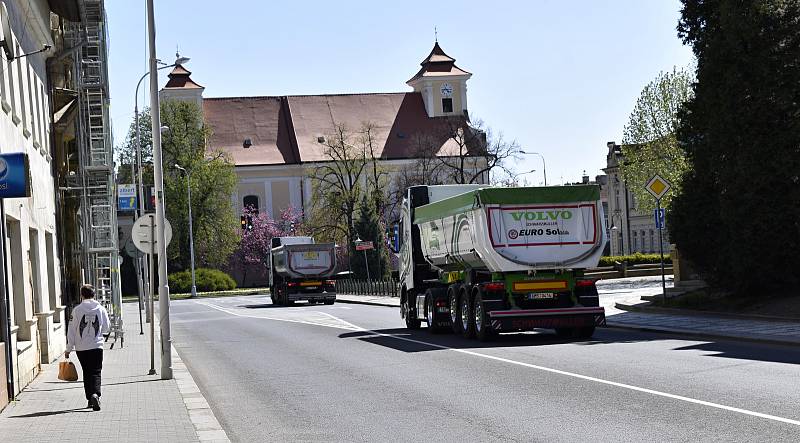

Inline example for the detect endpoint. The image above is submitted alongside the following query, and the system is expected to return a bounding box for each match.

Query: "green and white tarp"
[414,186,607,272]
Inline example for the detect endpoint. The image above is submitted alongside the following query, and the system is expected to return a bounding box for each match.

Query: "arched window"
[243,195,259,214]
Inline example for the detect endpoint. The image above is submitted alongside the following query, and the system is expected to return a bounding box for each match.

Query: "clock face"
[440,83,453,97]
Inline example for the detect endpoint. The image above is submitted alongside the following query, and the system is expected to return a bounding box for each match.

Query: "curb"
[604,322,800,347]
[615,301,800,324]
[171,345,231,443]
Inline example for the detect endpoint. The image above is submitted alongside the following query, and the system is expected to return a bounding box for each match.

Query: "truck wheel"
[474,289,495,341]
[460,291,476,339]
[448,287,461,334]
[426,291,445,333]
[402,296,421,330]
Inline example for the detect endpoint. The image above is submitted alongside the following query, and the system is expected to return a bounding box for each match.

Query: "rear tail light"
[484,282,505,291]
[287,282,298,287]
[575,279,596,288]
[324,280,336,286]
[435,299,447,307]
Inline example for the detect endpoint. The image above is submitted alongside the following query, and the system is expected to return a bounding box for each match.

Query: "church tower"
[159,63,205,109]
[407,42,472,118]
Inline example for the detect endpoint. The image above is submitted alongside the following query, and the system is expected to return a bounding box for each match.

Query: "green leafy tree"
[158,100,240,271]
[116,108,153,184]
[350,196,389,280]
[670,0,800,294]
[620,67,693,211]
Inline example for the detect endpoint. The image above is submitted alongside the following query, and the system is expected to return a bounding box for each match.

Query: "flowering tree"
[230,206,305,281]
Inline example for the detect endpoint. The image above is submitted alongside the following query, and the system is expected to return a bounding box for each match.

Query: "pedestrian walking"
[65,284,110,411]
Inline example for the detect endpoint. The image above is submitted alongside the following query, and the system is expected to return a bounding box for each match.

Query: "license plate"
[303,251,319,259]
[527,292,555,300]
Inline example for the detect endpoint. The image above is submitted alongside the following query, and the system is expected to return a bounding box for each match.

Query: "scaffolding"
[64,0,122,346]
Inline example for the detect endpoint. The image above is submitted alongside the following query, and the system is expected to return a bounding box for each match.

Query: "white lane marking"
[194,299,800,427]
[349,330,800,428]
[195,301,361,331]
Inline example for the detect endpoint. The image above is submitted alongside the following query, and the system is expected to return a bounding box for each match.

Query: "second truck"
[395,184,607,340]
[269,236,337,306]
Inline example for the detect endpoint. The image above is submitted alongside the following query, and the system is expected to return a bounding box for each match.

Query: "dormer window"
[442,98,453,113]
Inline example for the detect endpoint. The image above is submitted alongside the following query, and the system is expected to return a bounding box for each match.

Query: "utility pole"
[146,0,172,380]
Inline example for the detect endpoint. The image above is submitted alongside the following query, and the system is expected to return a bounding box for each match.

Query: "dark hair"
[80,284,95,299]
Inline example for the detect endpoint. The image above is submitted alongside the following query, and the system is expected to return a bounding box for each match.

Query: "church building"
[159,42,483,219]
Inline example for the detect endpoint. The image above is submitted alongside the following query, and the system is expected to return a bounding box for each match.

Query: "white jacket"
[66,299,111,352]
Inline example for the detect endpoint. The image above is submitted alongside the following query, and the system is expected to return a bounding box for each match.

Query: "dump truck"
[393,184,607,340]
[269,236,337,306]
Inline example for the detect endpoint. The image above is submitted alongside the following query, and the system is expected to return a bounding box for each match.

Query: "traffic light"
[240,215,253,231]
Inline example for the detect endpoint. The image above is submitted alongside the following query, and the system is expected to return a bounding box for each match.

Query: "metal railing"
[335,278,399,297]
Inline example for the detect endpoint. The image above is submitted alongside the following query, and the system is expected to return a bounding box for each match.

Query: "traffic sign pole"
[148,215,156,376]
[657,199,666,304]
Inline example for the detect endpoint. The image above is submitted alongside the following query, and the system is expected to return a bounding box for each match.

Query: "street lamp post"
[174,164,197,298]
[146,0,173,380]
[519,151,547,185]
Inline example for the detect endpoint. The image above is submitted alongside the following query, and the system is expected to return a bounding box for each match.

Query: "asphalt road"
[171,295,800,442]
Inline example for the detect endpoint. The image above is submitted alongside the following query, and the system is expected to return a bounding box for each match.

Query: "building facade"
[602,141,669,256]
[0,0,78,407]
[159,42,485,221]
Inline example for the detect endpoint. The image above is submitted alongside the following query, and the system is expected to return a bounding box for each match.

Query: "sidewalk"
[0,303,228,443]
[336,291,800,345]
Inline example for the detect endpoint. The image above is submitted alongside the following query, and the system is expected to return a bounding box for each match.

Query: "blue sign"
[118,184,137,211]
[654,208,666,229]
[393,224,400,251]
[0,153,30,198]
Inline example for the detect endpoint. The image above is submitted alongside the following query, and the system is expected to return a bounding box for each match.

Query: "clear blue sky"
[107,0,693,185]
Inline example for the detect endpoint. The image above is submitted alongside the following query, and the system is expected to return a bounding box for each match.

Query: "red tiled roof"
[203,92,468,166]
[204,97,297,166]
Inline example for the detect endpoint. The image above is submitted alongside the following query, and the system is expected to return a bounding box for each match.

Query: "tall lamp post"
[174,164,197,298]
[518,151,547,185]
[146,0,173,380]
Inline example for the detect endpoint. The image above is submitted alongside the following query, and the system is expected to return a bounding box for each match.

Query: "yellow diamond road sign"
[646,174,671,200]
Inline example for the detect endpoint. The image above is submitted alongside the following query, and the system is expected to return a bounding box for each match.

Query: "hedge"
[598,253,672,267]
[168,268,237,294]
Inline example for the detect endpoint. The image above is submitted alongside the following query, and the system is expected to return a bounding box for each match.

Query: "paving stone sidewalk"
[337,292,800,345]
[0,303,227,443]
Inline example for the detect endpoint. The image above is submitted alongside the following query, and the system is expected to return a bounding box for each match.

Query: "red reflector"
[287,282,298,287]
[435,300,447,307]
[484,282,505,291]
[575,280,596,287]
[324,280,336,286]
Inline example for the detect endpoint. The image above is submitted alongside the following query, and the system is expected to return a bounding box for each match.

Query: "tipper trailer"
[394,184,607,340]
[269,236,337,306]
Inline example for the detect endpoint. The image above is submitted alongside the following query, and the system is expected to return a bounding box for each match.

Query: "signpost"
[354,240,374,281]
[645,174,671,303]
[0,153,29,402]
[131,214,172,375]
[118,184,137,211]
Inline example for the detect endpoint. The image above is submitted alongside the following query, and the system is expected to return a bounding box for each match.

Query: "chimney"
[582,170,590,184]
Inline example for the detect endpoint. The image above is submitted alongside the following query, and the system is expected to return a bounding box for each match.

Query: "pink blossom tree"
[229,206,305,283]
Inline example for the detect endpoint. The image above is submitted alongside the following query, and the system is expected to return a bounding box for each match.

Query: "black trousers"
[75,348,103,400]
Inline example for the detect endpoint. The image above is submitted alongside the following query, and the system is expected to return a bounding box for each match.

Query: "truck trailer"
[269,236,337,306]
[394,184,607,340]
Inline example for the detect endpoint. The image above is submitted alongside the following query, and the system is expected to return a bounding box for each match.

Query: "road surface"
[171,293,798,442]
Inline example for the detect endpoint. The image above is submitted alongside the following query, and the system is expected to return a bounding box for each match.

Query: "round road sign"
[132,214,173,254]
